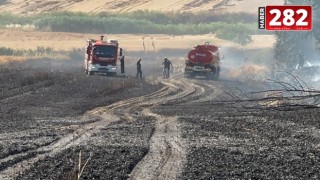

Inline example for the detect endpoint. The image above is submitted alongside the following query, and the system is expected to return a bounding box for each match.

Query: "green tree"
[272,0,319,75]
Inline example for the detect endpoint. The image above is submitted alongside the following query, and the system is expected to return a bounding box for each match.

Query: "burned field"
[153,80,320,179]
[1,58,320,179]
[16,117,156,180]
[0,59,161,179]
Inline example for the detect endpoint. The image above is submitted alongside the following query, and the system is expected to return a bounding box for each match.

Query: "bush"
[0,11,258,45]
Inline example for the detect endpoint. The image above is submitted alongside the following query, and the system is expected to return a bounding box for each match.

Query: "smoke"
[125,46,277,82]
[0,48,187,80]
[122,49,188,78]
[219,46,273,81]
[225,63,269,81]
[296,36,320,65]
[4,43,317,85]
[290,36,320,87]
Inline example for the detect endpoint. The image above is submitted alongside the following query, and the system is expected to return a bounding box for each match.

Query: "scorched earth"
[0,57,320,180]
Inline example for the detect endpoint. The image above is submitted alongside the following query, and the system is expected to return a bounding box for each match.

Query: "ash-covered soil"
[16,117,156,180]
[0,58,161,178]
[152,79,320,179]
[1,58,320,179]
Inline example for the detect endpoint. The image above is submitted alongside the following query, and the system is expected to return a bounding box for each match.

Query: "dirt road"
[1,59,320,179]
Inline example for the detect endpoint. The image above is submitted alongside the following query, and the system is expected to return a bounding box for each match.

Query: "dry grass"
[0,29,230,51]
[0,0,283,14]
[0,0,224,14]
[226,63,269,81]
[0,55,70,64]
[0,29,275,53]
[0,56,28,64]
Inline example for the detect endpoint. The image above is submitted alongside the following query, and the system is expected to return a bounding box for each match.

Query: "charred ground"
[0,58,161,179]
[1,58,320,179]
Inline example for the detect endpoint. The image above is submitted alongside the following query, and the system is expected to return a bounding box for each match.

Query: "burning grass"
[225,63,269,81]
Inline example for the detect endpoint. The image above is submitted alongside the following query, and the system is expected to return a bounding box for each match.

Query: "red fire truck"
[85,35,123,76]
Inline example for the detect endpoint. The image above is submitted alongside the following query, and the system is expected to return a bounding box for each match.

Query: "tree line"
[273,0,320,75]
[0,11,266,45]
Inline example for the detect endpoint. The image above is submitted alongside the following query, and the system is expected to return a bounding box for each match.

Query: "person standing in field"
[136,58,142,80]
[120,56,125,75]
[162,57,173,79]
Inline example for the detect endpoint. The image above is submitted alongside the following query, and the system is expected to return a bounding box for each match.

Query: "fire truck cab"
[85,35,123,76]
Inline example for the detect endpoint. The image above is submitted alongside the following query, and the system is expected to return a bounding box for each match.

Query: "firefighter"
[298,51,305,69]
[86,45,92,60]
[162,57,173,79]
[136,58,142,80]
[120,56,125,75]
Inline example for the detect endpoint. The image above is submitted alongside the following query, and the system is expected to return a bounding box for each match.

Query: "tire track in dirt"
[0,73,217,179]
[128,109,186,180]
[0,77,203,179]
[0,113,119,180]
[126,78,218,180]
[85,78,204,180]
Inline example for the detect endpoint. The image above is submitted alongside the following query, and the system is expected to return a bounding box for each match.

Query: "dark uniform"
[120,56,125,74]
[162,57,173,79]
[136,58,142,80]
